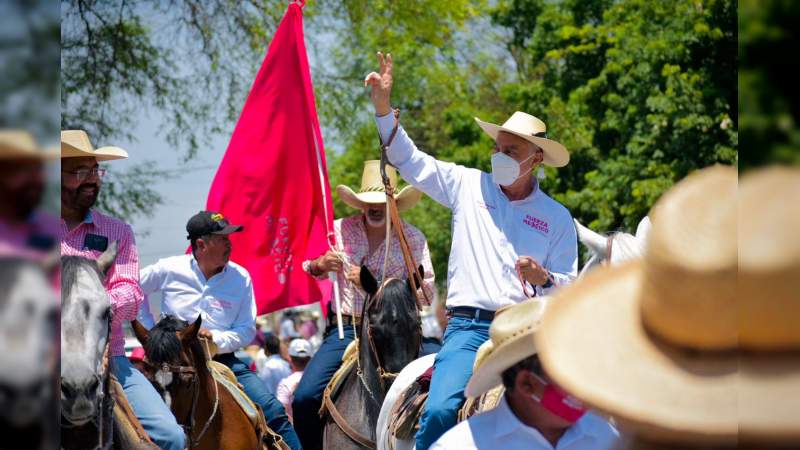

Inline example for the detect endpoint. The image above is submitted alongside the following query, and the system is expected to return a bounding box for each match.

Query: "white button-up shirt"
[431,396,620,450]
[138,254,257,354]
[376,114,578,311]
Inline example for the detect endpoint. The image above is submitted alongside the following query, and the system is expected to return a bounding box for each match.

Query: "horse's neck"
[357,322,385,412]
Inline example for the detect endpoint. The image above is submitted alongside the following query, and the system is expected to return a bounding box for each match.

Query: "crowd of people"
[37,50,798,450]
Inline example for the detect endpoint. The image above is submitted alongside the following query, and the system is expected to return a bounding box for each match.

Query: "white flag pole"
[329,272,344,340]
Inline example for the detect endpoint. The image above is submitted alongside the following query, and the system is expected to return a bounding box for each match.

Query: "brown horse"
[322,266,423,450]
[132,315,284,450]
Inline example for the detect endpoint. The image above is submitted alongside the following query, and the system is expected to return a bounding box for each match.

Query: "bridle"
[144,338,218,448]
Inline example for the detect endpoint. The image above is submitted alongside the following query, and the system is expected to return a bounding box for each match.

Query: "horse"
[322,265,423,450]
[61,243,156,449]
[132,315,286,450]
[0,256,58,450]
[573,217,649,277]
[374,217,651,450]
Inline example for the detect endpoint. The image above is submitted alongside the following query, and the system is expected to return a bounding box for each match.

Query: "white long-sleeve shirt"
[138,254,257,354]
[376,114,577,311]
[430,396,620,450]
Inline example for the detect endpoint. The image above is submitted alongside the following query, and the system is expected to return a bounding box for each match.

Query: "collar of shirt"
[494,395,595,449]
[189,254,229,284]
[494,178,541,206]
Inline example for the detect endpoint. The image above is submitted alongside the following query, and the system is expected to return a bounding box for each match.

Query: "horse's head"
[360,265,422,377]
[575,219,647,277]
[0,257,57,427]
[132,315,203,400]
[60,242,117,425]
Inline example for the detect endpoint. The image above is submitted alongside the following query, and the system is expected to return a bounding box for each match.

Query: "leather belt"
[447,306,495,322]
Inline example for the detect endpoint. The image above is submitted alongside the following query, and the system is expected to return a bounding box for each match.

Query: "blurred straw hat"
[336,160,421,212]
[0,130,57,159]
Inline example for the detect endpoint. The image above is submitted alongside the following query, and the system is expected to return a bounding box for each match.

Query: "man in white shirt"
[431,299,619,450]
[138,210,301,450]
[276,338,313,422]
[258,332,291,395]
[365,53,578,449]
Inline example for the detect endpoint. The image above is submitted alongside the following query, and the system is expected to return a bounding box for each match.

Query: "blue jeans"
[292,323,356,450]
[214,353,302,450]
[112,356,185,450]
[415,316,491,450]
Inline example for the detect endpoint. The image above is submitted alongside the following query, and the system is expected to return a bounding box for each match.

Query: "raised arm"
[365,52,466,210]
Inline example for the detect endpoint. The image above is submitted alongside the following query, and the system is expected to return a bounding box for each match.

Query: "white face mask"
[491,151,536,186]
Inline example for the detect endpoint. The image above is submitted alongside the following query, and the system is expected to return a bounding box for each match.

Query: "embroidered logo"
[211,213,225,222]
[523,215,549,234]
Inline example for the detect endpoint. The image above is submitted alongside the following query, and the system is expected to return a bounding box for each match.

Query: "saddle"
[206,358,289,450]
[109,374,159,448]
[318,339,359,418]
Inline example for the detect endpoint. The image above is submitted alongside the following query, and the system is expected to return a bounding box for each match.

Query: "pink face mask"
[531,374,587,423]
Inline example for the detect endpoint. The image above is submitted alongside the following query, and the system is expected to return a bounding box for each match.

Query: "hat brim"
[475,118,570,168]
[537,262,800,445]
[61,143,129,161]
[466,334,538,398]
[211,224,244,235]
[336,185,422,212]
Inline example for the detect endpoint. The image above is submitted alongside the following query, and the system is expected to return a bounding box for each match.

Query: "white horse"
[375,216,651,450]
[0,256,58,449]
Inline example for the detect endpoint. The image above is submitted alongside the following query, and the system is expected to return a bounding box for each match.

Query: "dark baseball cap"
[186,211,243,240]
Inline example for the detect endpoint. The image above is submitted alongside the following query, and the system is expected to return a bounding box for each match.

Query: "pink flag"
[205,1,334,314]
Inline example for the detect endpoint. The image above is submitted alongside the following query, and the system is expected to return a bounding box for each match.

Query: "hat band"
[532,131,547,139]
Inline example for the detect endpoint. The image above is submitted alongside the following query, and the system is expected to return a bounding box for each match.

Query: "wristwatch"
[541,271,554,289]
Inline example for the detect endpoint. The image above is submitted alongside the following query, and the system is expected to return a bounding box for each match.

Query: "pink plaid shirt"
[59,210,143,357]
[307,215,435,317]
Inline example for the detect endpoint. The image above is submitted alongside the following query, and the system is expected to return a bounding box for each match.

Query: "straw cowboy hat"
[475,111,570,167]
[336,160,422,212]
[0,130,58,159]
[536,165,800,446]
[61,130,128,161]
[465,297,550,397]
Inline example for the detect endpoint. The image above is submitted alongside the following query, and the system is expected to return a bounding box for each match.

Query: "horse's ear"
[181,315,202,341]
[408,265,424,291]
[96,241,118,276]
[132,320,149,346]
[574,219,606,258]
[360,265,378,296]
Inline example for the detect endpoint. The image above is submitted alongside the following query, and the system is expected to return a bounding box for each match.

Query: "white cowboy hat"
[537,165,800,446]
[465,297,550,398]
[474,111,569,167]
[61,130,128,161]
[336,160,422,212]
[0,130,58,160]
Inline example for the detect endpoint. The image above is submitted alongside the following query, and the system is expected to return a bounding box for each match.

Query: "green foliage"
[738,0,800,168]
[321,0,737,286]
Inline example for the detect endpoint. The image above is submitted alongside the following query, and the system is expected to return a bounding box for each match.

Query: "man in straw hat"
[536,165,800,449]
[431,298,620,449]
[59,130,185,450]
[0,130,58,257]
[365,52,579,448]
[292,160,436,450]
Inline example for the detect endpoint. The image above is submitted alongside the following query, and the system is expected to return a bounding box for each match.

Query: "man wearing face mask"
[431,299,619,450]
[59,130,185,450]
[365,52,578,449]
[292,160,436,450]
[136,211,302,450]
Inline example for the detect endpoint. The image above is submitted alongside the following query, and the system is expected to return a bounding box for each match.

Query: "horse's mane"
[146,315,189,365]
[60,255,102,307]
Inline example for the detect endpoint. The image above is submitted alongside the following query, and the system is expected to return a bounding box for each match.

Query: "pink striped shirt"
[59,210,143,357]
[305,215,436,317]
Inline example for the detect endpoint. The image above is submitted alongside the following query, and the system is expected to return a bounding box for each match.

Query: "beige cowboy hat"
[336,160,422,212]
[474,111,569,167]
[61,130,128,161]
[465,297,550,398]
[0,130,58,160]
[537,165,800,446]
